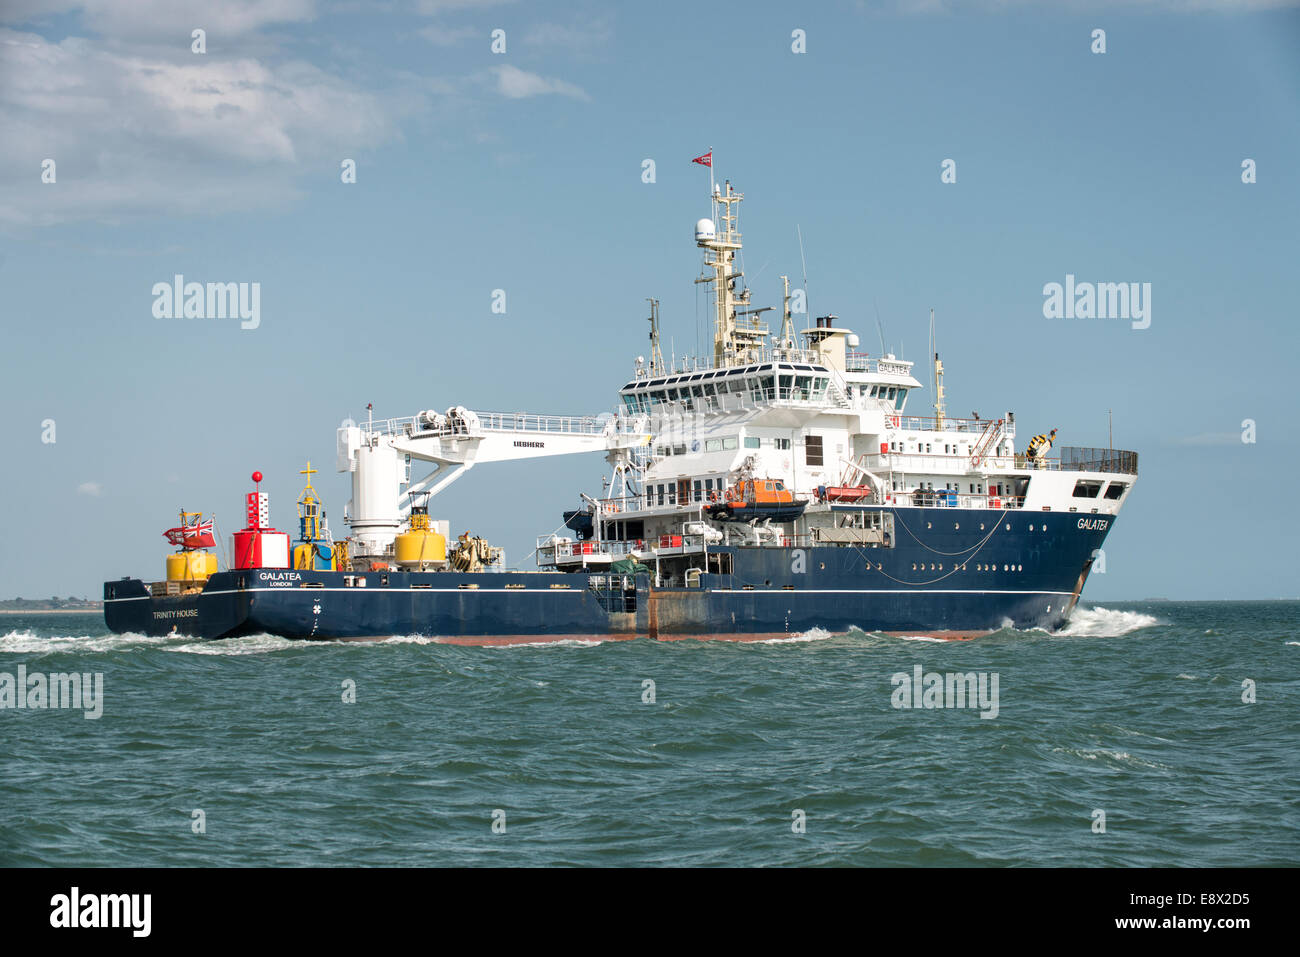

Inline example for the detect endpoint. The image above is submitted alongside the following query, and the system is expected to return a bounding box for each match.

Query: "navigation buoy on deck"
[233,470,290,569]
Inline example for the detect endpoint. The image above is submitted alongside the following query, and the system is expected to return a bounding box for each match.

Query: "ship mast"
[777,275,797,353]
[646,297,665,377]
[931,307,946,429]
[695,179,766,367]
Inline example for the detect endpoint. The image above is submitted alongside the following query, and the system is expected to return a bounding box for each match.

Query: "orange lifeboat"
[704,478,807,523]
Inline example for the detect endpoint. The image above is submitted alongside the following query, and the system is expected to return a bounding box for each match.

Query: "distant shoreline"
[0,608,102,614]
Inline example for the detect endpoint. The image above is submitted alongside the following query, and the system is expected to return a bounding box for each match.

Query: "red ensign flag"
[692,151,712,167]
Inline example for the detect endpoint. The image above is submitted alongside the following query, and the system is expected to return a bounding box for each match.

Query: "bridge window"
[705,438,722,452]
[775,438,791,450]
[1104,482,1127,500]
[744,436,760,449]
[722,437,738,450]
[1073,480,1103,499]
[805,435,824,466]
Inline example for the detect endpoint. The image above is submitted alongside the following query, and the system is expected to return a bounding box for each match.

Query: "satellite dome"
[695,218,716,243]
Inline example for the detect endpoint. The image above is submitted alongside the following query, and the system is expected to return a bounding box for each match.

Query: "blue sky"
[1,0,1297,601]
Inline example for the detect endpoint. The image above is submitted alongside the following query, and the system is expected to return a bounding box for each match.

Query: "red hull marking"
[653,632,816,643]
[880,631,988,642]
[433,633,638,647]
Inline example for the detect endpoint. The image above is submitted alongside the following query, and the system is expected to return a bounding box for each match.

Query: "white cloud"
[883,0,1299,10]
[523,18,614,53]
[0,28,404,225]
[492,64,588,101]
[77,481,103,496]
[0,0,318,37]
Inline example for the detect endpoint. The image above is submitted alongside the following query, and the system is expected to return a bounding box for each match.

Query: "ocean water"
[0,601,1296,867]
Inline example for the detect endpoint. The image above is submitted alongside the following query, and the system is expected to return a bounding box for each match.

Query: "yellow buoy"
[166,551,217,582]
[395,512,446,570]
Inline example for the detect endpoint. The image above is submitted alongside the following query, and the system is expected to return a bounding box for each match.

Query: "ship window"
[775,438,791,450]
[722,437,738,450]
[1104,482,1127,500]
[895,389,907,410]
[1072,480,1103,499]
[774,481,786,491]
[805,435,824,466]
[705,439,722,452]
[744,436,760,449]
[673,445,685,455]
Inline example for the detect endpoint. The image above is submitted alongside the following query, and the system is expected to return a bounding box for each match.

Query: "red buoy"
[252,471,263,484]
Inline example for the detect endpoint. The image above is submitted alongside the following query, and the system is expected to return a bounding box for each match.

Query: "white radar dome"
[695,218,717,242]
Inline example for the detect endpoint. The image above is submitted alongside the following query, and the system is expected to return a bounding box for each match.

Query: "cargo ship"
[105,174,1137,643]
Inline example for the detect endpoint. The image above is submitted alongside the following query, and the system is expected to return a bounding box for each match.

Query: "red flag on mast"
[692,151,712,167]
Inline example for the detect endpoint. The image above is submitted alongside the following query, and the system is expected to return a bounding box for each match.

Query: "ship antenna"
[797,224,810,323]
[646,298,664,376]
[930,307,946,429]
[874,299,887,355]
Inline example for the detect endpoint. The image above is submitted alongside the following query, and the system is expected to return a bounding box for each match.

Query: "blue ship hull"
[104,507,1114,641]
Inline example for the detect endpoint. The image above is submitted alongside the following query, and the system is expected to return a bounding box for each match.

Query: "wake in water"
[169,634,305,655]
[0,630,176,655]
[1052,606,1161,638]
[752,627,837,645]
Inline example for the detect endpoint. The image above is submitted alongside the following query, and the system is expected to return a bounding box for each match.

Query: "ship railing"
[845,353,917,375]
[585,574,636,592]
[868,447,1135,475]
[1057,447,1139,475]
[544,539,646,563]
[868,451,1023,474]
[368,411,646,439]
[890,414,1017,436]
[631,347,830,378]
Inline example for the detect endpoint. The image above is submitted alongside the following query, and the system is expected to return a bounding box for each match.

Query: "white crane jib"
[337,407,652,557]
